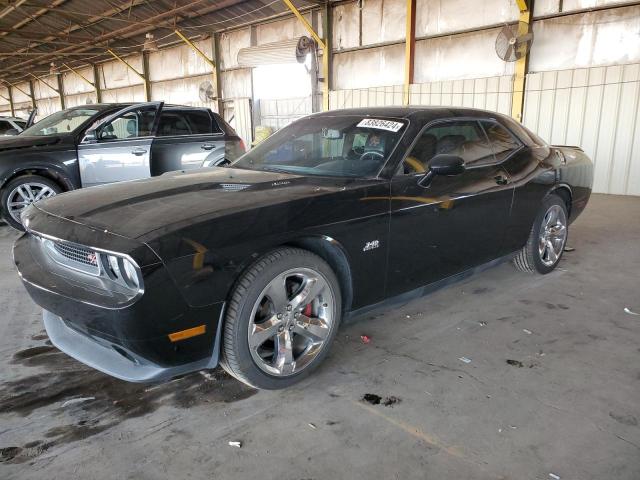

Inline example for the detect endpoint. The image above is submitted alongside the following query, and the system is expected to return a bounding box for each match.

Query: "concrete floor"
[0,193,639,480]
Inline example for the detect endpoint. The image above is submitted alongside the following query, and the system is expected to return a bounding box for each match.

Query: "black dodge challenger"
[13,107,593,389]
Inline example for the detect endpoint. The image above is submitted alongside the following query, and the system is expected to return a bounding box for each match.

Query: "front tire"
[513,194,568,274]
[1,175,61,230]
[220,247,342,389]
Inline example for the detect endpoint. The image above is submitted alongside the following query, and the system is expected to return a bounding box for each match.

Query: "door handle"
[131,148,147,156]
[201,143,216,151]
[494,175,508,185]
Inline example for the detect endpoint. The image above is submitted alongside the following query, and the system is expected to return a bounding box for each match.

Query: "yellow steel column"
[282,0,330,110]
[511,0,532,122]
[107,49,149,101]
[404,0,416,106]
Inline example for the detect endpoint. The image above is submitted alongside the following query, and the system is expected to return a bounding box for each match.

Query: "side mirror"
[418,154,465,186]
[81,129,97,143]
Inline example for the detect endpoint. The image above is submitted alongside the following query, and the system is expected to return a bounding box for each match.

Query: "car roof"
[0,116,25,121]
[310,106,505,122]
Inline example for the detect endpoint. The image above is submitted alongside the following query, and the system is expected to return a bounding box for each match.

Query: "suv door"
[150,109,227,176]
[386,119,514,297]
[77,102,162,187]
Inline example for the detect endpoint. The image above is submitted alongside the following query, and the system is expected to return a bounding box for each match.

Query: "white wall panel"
[98,56,144,89]
[333,44,405,89]
[333,2,360,50]
[148,40,213,82]
[35,97,61,119]
[221,69,252,99]
[62,66,95,95]
[414,28,515,83]
[529,6,640,72]
[256,15,317,45]
[151,75,217,110]
[407,75,513,114]
[33,76,59,100]
[65,92,98,108]
[101,85,146,103]
[523,64,640,195]
[220,28,251,69]
[362,0,407,45]
[12,82,31,104]
[417,0,519,37]
[0,86,10,112]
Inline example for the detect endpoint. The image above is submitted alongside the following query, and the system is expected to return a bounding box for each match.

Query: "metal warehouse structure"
[0,0,639,195]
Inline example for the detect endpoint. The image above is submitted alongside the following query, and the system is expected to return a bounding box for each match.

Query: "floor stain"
[361,393,401,407]
[506,359,524,368]
[0,343,258,462]
[609,412,638,426]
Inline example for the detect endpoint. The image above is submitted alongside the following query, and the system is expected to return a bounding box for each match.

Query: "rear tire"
[1,174,61,231]
[220,247,341,389]
[513,194,568,274]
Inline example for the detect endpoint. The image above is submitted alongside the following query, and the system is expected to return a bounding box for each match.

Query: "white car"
[0,116,27,136]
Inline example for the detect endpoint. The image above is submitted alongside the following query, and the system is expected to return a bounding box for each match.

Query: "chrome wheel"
[247,267,336,377]
[538,204,567,267]
[7,182,57,224]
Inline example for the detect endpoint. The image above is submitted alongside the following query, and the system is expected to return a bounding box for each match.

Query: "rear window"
[158,110,220,136]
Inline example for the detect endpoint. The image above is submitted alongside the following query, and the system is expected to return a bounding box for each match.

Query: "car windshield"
[232,115,407,178]
[20,107,102,136]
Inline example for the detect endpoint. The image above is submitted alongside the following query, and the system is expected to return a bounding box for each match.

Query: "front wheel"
[220,247,341,389]
[513,194,568,274]
[1,175,61,230]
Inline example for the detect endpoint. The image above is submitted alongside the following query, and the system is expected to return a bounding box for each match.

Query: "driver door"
[77,102,163,187]
[386,119,514,297]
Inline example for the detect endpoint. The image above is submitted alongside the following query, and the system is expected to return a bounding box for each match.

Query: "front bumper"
[14,207,226,382]
[43,309,222,382]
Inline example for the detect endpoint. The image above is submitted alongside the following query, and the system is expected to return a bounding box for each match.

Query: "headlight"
[102,254,142,291]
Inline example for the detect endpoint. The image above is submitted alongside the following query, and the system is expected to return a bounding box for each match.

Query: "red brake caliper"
[303,303,313,317]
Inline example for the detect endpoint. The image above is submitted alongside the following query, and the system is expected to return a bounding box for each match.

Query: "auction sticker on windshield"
[357,118,404,132]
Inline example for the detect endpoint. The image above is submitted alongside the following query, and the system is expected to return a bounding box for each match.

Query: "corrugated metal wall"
[523,63,640,196]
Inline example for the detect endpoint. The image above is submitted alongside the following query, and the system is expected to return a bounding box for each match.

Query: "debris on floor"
[308,423,317,430]
[563,246,575,252]
[549,473,561,480]
[361,394,401,407]
[506,359,524,368]
[523,329,532,335]
[479,321,487,326]
[458,356,472,364]
[623,307,640,316]
[60,397,95,408]
[228,441,242,448]
[360,335,371,344]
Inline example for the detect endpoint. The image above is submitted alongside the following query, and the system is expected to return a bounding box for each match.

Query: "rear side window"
[158,110,220,136]
[481,121,522,162]
[401,120,495,174]
[0,120,12,134]
[14,121,26,129]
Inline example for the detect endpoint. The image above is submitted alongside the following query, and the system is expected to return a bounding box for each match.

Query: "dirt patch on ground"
[0,341,257,464]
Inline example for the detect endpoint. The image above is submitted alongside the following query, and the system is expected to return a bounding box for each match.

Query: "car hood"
[0,134,67,152]
[33,167,355,240]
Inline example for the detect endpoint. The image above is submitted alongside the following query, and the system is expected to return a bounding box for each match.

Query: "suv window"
[98,106,156,140]
[157,110,219,136]
[0,120,12,135]
[481,121,522,162]
[401,120,494,174]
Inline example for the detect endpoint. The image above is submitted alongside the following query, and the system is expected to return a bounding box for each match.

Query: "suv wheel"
[1,175,61,230]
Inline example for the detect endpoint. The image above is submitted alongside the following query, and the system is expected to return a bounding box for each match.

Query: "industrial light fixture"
[49,62,58,75]
[142,33,159,52]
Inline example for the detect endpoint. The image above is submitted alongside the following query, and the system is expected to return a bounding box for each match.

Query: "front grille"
[53,241,98,267]
[41,238,100,275]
